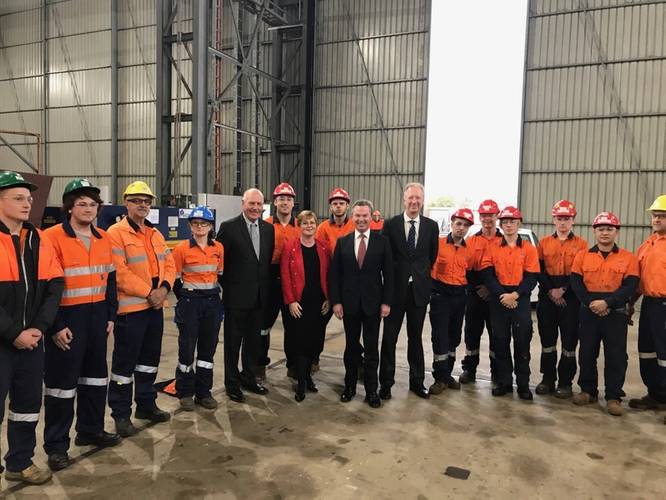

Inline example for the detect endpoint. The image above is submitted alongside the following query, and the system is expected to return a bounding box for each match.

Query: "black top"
[301,244,324,307]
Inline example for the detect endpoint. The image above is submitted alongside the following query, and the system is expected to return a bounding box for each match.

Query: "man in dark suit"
[329,200,394,408]
[379,182,439,399]
[216,188,275,403]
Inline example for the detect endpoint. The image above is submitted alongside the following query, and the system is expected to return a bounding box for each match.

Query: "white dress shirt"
[403,213,420,244]
[354,229,371,259]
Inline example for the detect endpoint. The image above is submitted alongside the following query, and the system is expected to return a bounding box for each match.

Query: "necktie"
[407,220,416,257]
[357,233,367,268]
[250,223,260,259]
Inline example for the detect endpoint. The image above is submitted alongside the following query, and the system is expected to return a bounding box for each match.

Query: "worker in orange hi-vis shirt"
[370,210,384,231]
[628,195,666,417]
[481,206,540,401]
[428,208,474,396]
[534,200,588,399]
[570,212,639,417]
[259,183,300,381]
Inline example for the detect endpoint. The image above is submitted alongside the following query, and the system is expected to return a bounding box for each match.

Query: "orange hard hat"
[478,199,500,215]
[451,208,474,225]
[592,211,620,228]
[273,182,296,198]
[328,187,350,203]
[552,199,577,217]
[498,206,523,220]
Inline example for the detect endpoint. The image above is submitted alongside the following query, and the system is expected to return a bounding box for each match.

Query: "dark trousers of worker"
[343,310,380,394]
[108,308,164,420]
[429,291,466,383]
[224,306,261,392]
[0,341,44,473]
[536,292,580,387]
[489,296,533,389]
[379,286,427,389]
[175,295,222,399]
[461,292,497,378]
[259,267,282,367]
[44,302,109,455]
[637,297,666,402]
[577,307,628,401]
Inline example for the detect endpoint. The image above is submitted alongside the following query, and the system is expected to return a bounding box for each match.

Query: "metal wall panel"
[519,0,666,250]
[48,0,109,36]
[48,32,111,72]
[0,8,41,46]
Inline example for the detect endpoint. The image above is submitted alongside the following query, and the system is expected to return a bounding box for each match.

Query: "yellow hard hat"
[123,181,155,198]
[647,195,666,212]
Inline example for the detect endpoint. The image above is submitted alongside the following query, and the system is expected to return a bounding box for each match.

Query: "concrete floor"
[2,303,666,499]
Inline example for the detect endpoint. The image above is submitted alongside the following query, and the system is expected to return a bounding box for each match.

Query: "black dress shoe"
[75,431,121,448]
[47,452,71,471]
[306,377,318,392]
[295,391,306,402]
[365,392,381,408]
[241,382,269,395]
[135,406,171,423]
[518,387,534,400]
[340,387,356,402]
[409,385,430,399]
[379,387,392,400]
[492,386,508,397]
[227,388,246,403]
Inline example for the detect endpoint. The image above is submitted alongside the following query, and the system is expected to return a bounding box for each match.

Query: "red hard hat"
[328,187,350,203]
[451,208,474,225]
[592,211,620,228]
[498,206,523,220]
[478,199,500,215]
[552,199,577,217]
[273,182,296,198]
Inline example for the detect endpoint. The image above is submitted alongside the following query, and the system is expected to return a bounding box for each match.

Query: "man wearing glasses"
[0,171,64,485]
[107,181,175,437]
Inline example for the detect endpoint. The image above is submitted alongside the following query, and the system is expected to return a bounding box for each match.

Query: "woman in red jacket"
[280,210,331,401]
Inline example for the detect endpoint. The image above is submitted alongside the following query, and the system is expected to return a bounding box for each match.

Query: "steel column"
[192,0,210,195]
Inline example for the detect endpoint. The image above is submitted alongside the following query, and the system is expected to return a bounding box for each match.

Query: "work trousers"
[637,297,666,402]
[489,296,533,389]
[577,307,628,401]
[536,291,580,386]
[175,294,222,399]
[379,285,427,389]
[44,302,109,455]
[259,265,282,367]
[224,306,261,392]
[429,290,467,382]
[108,308,164,420]
[0,341,44,473]
[343,310,381,394]
[461,291,497,378]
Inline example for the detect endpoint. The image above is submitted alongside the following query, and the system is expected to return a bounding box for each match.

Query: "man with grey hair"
[329,199,394,408]
[379,182,439,399]
[216,188,275,403]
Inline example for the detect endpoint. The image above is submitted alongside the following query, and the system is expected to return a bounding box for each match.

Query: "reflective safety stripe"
[112,248,125,256]
[465,349,480,356]
[658,359,666,368]
[8,411,40,422]
[639,352,657,359]
[448,351,456,357]
[135,364,158,374]
[119,297,149,307]
[78,377,108,386]
[562,349,576,357]
[183,264,217,273]
[44,387,77,399]
[110,372,133,384]
[196,360,213,369]
[489,350,496,359]
[217,271,224,275]
[182,281,218,290]
[64,264,115,277]
[260,329,270,337]
[127,254,147,264]
[178,363,193,373]
[542,346,557,353]
[157,252,169,261]
[62,285,107,298]
[433,353,449,362]
[176,273,182,279]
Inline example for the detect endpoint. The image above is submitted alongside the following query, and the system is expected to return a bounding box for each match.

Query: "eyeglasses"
[2,195,33,204]
[126,198,152,206]
[190,221,211,227]
[74,202,99,209]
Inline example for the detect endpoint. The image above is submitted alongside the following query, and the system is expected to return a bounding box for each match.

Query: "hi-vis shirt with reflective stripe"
[107,217,176,314]
[172,238,224,292]
[43,223,115,306]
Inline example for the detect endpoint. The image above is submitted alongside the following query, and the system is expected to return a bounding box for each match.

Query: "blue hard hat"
[188,206,214,222]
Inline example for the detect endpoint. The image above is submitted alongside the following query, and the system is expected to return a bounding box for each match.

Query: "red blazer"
[280,237,331,304]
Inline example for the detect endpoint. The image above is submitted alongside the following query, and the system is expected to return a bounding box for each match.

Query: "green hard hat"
[63,178,100,201]
[0,171,37,191]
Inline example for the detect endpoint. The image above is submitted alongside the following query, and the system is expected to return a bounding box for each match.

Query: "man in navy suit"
[329,200,394,408]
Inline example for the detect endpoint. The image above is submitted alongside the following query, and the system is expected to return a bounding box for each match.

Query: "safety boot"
[5,464,52,484]
[607,400,623,416]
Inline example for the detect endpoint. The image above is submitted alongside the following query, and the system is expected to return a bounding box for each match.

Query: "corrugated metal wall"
[312,0,431,220]
[519,0,666,250]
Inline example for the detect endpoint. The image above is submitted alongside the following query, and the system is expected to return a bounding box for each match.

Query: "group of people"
[0,169,665,486]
